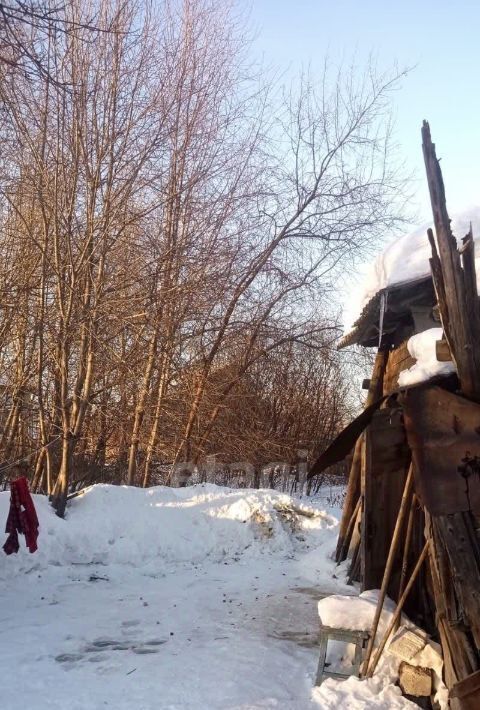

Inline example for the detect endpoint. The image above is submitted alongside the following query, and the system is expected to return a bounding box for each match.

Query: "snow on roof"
[342,206,480,344]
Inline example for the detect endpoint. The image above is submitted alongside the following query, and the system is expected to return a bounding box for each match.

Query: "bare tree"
[0,1,408,510]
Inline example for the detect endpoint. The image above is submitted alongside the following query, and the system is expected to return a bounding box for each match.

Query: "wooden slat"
[461,231,480,336]
[383,339,415,393]
[450,669,480,704]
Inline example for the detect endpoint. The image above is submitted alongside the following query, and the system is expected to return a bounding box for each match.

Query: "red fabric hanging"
[3,477,39,555]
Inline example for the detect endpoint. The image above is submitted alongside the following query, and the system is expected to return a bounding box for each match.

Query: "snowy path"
[1,555,336,709]
[0,485,416,709]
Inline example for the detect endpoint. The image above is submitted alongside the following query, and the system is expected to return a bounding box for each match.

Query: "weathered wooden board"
[450,669,480,709]
[435,513,480,648]
[361,407,410,590]
[425,510,479,683]
[402,386,480,515]
[383,339,415,394]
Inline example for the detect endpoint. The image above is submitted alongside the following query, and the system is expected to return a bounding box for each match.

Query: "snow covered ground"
[0,484,418,709]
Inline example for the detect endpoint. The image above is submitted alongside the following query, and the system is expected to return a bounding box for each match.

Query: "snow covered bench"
[315,594,371,686]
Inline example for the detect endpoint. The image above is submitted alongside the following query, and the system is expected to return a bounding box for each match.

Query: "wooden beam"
[335,347,389,562]
[394,493,417,631]
[337,497,361,563]
[426,511,479,688]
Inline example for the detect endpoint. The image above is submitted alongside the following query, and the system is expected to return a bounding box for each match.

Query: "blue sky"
[249,0,480,222]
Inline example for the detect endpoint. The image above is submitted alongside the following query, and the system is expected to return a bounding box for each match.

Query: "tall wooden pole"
[335,347,389,561]
[394,492,417,632]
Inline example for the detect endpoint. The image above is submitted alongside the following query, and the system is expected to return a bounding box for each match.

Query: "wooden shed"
[308,123,480,708]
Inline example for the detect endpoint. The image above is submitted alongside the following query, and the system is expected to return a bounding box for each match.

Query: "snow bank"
[344,206,480,332]
[0,484,446,710]
[0,483,336,579]
[398,327,456,386]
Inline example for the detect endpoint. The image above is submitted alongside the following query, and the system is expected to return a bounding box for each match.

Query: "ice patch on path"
[0,483,337,579]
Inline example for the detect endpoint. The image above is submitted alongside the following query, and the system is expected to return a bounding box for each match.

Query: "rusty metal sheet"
[402,386,480,515]
[307,395,388,479]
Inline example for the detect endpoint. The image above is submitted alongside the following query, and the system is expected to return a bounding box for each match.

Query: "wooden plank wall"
[361,407,410,592]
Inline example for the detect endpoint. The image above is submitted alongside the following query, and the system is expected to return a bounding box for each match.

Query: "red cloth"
[3,477,39,555]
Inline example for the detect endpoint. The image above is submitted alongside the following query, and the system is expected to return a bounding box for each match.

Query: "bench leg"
[315,634,328,686]
[352,639,363,676]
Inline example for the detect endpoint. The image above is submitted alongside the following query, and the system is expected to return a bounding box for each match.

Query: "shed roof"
[341,207,480,349]
[338,276,435,349]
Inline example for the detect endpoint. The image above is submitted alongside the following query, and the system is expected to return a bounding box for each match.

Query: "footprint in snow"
[55,636,168,668]
[55,653,83,663]
[87,653,109,663]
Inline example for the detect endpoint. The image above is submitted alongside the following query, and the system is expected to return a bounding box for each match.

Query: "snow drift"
[0,483,433,709]
[0,483,336,579]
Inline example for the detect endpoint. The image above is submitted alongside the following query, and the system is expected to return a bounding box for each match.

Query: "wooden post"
[335,347,389,562]
[435,513,480,648]
[335,437,362,562]
[361,464,414,676]
[347,542,361,585]
[461,230,480,328]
